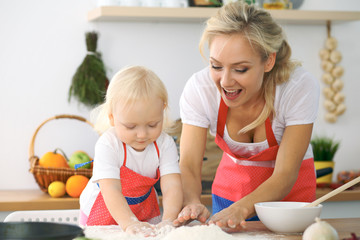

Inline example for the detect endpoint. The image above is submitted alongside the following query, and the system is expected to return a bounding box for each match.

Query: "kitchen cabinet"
[87,7,360,24]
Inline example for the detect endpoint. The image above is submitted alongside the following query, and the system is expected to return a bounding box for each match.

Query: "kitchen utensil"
[305,176,360,208]
[0,222,84,240]
[254,201,322,233]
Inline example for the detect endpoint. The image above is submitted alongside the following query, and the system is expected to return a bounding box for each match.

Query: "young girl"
[80,66,183,236]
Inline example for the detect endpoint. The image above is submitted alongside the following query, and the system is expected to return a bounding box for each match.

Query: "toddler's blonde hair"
[91,65,172,134]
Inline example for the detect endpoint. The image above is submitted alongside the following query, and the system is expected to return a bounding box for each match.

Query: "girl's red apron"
[86,142,161,225]
[212,99,316,215]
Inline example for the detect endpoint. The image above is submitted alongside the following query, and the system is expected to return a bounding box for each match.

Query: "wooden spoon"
[305,176,360,208]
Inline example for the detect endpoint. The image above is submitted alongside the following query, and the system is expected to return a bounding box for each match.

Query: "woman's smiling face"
[209,33,275,109]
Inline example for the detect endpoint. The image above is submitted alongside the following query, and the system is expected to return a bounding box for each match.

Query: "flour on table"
[84,224,235,240]
[84,224,291,240]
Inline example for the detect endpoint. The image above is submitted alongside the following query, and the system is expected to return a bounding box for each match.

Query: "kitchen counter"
[1,188,360,211]
[229,218,360,239]
[83,218,359,239]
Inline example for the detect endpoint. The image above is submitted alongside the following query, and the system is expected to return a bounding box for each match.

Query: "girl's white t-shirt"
[80,128,180,217]
[180,66,320,161]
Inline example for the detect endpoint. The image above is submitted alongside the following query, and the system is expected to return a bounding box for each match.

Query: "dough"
[84,224,237,240]
[163,225,236,240]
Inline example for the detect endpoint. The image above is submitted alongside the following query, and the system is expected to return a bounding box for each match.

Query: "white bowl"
[254,201,322,233]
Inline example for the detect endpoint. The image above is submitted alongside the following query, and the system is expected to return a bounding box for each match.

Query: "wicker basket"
[29,114,96,193]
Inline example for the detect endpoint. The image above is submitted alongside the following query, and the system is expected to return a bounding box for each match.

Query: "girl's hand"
[155,220,175,235]
[125,221,156,237]
[173,203,211,226]
[156,220,174,229]
[208,203,249,229]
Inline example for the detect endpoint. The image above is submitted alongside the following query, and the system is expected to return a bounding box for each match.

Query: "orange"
[65,175,89,198]
[39,148,69,168]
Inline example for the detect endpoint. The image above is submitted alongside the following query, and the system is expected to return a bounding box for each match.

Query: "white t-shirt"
[80,128,180,217]
[180,66,320,161]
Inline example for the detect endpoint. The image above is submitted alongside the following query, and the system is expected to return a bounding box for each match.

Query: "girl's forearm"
[160,174,184,220]
[100,179,138,230]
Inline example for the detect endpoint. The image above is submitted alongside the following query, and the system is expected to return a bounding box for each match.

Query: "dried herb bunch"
[68,31,109,107]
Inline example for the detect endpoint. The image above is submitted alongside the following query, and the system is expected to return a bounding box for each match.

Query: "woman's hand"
[173,203,211,226]
[208,202,249,229]
[125,221,156,237]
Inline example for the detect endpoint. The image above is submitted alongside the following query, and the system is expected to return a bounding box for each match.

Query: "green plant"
[311,136,340,161]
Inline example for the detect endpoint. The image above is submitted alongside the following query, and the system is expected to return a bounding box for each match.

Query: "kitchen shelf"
[87,7,360,24]
[1,189,359,211]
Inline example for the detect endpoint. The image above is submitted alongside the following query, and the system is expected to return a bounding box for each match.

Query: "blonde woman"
[80,66,182,236]
[175,2,320,229]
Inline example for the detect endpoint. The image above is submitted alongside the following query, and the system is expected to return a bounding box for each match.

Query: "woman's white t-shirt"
[180,66,320,160]
[80,128,180,217]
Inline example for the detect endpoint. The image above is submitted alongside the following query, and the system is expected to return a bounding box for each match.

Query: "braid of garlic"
[320,21,346,123]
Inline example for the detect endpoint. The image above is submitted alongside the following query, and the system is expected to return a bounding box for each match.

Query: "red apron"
[212,99,316,215]
[86,142,161,225]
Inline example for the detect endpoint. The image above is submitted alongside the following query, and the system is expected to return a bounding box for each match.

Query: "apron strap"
[154,141,160,158]
[216,98,278,147]
[122,142,127,166]
[216,98,228,139]
[122,141,160,167]
[265,118,278,147]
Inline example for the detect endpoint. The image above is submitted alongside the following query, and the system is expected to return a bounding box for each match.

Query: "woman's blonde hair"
[200,1,300,133]
[91,65,172,134]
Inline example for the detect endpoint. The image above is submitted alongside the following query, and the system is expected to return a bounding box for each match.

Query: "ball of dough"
[325,112,337,123]
[324,100,336,112]
[322,73,334,85]
[323,87,335,99]
[325,37,338,50]
[319,49,330,61]
[332,66,344,78]
[333,92,345,104]
[332,79,344,91]
[330,50,342,64]
[335,103,346,116]
[321,60,334,72]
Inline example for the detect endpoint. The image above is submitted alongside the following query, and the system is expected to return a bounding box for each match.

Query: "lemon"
[48,181,66,198]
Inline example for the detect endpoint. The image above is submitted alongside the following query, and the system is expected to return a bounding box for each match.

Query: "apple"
[68,151,92,169]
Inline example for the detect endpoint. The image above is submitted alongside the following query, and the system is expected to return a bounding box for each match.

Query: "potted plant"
[311,136,340,183]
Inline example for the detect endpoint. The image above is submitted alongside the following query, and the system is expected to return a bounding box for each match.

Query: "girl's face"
[109,96,164,151]
[209,33,275,109]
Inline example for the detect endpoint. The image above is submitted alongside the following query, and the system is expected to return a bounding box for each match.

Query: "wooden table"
[1,189,360,211]
[83,218,359,239]
[229,218,360,239]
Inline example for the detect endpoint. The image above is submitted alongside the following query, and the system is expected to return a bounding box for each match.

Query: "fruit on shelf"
[68,151,92,169]
[48,181,66,198]
[66,175,89,198]
[39,148,69,168]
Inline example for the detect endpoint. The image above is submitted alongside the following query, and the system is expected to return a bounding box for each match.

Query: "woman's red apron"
[86,142,161,225]
[212,99,316,214]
